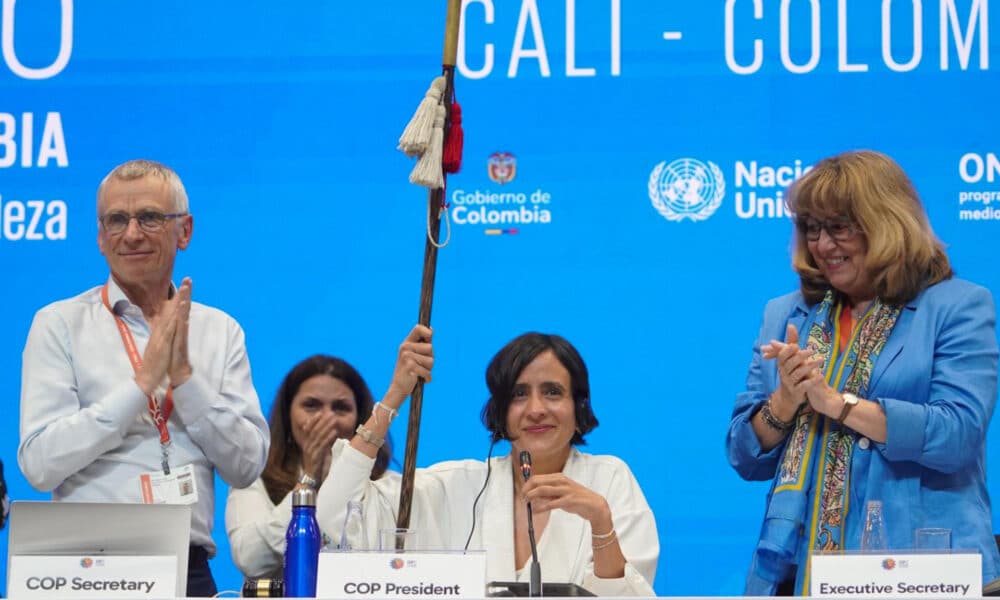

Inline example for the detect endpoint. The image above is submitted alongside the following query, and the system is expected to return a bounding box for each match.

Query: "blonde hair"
[787,150,952,305]
[97,159,189,213]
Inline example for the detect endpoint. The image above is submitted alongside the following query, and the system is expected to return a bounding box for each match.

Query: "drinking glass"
[914,528,951,551]
[379,528,419,552]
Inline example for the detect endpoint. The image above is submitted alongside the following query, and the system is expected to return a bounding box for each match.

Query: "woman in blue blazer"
[726,150,1000,595]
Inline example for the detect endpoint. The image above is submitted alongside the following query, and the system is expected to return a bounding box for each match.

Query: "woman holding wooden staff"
[316,326,658,596]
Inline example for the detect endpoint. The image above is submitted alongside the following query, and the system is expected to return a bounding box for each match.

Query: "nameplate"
[317,551,487,598]
[8,555,177,599]
[810,552,981,598]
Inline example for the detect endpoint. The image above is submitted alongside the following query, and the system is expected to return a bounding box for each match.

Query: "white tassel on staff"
[409,104,445,189]
[398,76,446,158]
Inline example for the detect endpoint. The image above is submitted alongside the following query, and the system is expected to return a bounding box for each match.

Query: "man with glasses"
[17,159,269,597]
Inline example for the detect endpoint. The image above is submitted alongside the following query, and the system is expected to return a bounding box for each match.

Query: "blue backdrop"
[2,0,999,595]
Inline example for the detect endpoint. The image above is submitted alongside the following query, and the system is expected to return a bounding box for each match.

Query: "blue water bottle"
[284,488,321,597]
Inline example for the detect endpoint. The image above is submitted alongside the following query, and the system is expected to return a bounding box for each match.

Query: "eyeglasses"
[797,218,859,242]
[99,210,187,234]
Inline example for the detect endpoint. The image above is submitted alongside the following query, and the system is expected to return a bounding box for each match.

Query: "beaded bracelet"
[592,531,617,550]
[373,402,399,426]
[355,424,385,449]
[760,398,795,433]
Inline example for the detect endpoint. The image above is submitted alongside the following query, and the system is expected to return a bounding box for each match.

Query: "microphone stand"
[526,501,542,597]
[485,450,593,597]
[520,451,542,597]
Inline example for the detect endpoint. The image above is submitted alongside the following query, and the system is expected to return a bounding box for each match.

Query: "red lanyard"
[101,283,173,474]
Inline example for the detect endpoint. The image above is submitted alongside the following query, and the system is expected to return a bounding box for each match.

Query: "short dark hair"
[261,355,392,504]
[480,333,599,444]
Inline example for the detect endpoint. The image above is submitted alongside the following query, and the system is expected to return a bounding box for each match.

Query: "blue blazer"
[727,278,1000,586]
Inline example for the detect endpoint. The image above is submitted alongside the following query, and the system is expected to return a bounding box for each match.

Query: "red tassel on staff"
[442,101,463,174]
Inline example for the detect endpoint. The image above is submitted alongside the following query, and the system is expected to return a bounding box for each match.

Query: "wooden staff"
[396,0,462,542]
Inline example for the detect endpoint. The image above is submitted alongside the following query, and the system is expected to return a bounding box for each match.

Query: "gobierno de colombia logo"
[488,152,516,185]
[449,152,554,235]
[648,157,810,223]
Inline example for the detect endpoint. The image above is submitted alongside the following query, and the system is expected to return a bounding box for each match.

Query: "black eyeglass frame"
[796,218,861,242]
[98,210,188,234]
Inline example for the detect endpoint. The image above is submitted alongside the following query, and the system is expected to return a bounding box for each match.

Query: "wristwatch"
[837,393,860,424]
[297,473,318,489]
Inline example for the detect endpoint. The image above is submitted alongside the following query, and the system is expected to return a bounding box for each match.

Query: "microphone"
[519,451,542,597]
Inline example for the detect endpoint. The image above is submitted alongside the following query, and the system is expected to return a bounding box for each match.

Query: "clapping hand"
[167,278,193,387]
[299,411,343,482]
[134,277,193,395]
[761,324,823,414]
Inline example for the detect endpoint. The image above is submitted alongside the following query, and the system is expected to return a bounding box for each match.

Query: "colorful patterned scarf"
[750,291,901,595]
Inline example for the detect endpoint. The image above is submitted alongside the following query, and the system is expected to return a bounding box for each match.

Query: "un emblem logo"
[648,158,725,222]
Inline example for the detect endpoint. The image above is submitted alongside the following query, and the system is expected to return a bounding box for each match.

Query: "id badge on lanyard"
[101,283,174,474]
[139,463,199,505]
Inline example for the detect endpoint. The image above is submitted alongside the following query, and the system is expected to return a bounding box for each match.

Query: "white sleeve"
[225,479,293,579]
[18,309,147,491]
[315,439,402,551]
[171,318,269,488]
[581,459,659,596]
[582,553,657,596]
